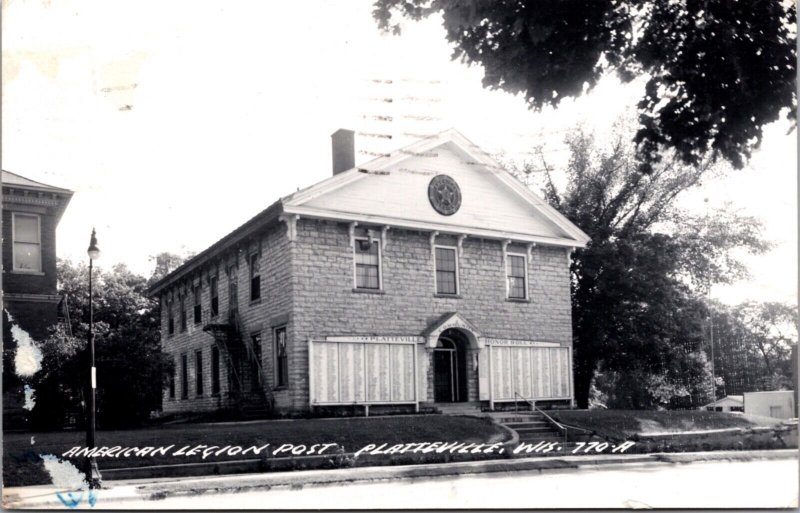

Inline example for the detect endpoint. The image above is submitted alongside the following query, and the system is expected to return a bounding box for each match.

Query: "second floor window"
[507,254,527,299]
[250,254,261,301]
[193,286,202,324]
[435,246,458,295]
[210,276,219,317]
[354,239,380,290]
[12,213,41,272]
[179,296,187,332]
[168,303,175,335]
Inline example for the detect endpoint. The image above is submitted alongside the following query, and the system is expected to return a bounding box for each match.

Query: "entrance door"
[434,336,467,402]
[433,349,456,402]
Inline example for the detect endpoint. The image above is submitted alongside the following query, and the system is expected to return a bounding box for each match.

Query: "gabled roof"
[282,129,590,247]
[149,129,590,296]
[705,395,744,407]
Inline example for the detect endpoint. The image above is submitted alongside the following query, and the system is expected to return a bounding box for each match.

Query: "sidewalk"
[4,449,797,509]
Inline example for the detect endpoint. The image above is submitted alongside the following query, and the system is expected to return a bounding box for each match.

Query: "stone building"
[148,129,589,416]
[2,170,73,426]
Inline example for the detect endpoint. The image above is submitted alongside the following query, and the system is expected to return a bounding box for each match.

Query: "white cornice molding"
[283,205,586,249]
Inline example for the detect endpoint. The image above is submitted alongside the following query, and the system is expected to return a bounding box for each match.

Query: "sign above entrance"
[325,335,424,344]
[485,338,561,347]
[422,312,483,348]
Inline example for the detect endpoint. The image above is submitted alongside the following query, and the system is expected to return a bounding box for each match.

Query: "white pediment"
[283,129,590,247]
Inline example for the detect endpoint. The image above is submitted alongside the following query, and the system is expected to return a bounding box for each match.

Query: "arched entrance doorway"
[433,329,469,402]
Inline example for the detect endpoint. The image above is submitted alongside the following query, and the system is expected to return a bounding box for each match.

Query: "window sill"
[434,293,461,299]
[273,386,288,392]
[249,298,262,306]
[7,270,45,276]
[506,297,531,303]
[352,288,385,295]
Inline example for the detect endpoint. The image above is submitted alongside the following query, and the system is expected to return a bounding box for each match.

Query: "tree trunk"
[573,348,595,409]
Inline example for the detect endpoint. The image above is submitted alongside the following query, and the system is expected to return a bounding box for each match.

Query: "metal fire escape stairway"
[203,308,273,417]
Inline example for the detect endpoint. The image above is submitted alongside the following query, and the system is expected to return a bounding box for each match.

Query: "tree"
[373,0,796,171]
[28,259,177,429]
[518,123,770,407]
[709,301,797,395]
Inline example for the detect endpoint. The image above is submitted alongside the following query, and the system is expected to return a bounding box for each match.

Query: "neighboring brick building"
[2,170,73,426]
[148,129,590,416]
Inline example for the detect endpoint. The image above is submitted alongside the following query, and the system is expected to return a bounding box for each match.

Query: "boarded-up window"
[311,340,415,405]
[490,346,570,400]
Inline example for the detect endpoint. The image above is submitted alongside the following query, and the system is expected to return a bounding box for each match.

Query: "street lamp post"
[86,228,102,488]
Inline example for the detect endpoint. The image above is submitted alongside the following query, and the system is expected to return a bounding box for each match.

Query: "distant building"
[148,129,590,416]
[2,170,73,426]
[703,395,744,413]
[744,390,796,419]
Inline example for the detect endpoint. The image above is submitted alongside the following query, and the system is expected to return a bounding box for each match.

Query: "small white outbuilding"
[703,395,744,413]
[744,391,796,419]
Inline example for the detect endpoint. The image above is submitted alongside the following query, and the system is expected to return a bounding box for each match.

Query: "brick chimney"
[331,128,355,175]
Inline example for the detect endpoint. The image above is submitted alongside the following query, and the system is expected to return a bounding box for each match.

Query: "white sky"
[2,0,796,306]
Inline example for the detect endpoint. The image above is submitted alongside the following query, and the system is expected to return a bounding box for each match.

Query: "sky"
[2,0,796,306]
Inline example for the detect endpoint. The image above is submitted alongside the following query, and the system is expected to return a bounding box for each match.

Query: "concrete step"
[513,426,560,434]
[505,421,550,428]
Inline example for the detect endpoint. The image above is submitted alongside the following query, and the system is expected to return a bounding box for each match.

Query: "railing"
[514,391,569,443]
[513,391,611,444]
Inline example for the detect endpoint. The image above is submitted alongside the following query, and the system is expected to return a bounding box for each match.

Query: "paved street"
[6,454,796,509]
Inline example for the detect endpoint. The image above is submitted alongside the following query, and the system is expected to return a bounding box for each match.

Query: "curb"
[4,449,796,509]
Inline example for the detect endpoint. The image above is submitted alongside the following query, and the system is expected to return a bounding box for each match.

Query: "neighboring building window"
[195,350,204,396]
[211,346,220,395]
[251,334,262,391]
[168,302,175,335]
[354,238,380,289]
[250,253,261,301]
[168,358,176,399]
[12,213,41,272]
[179,296,187,332]
[506,254,527,299]
[210,276,219,317]
[434,246,458,295]
[275,326,288,388]
[180,353,188,399]
[730,406,744,412]
[193,285,202,324]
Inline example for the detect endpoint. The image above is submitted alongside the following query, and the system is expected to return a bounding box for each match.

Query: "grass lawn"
[4,415,509,487]
[552,410,784,440]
